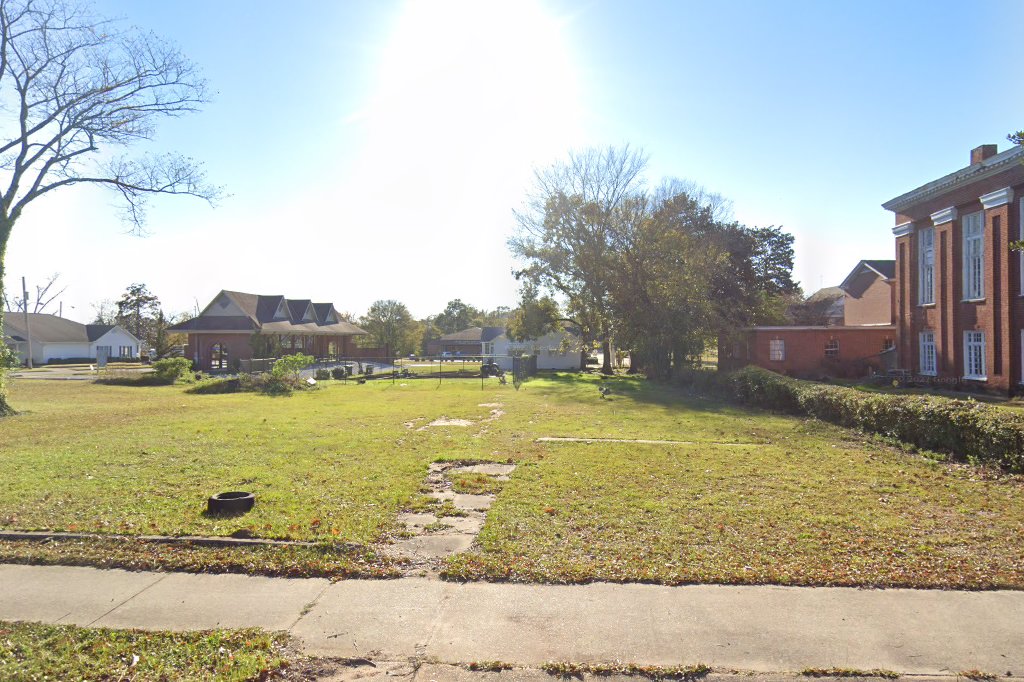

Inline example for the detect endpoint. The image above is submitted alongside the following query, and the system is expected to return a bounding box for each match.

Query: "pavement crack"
[86,573,167,627]
[287,580,331,631]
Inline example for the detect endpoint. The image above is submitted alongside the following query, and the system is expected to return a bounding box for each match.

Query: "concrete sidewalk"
[1,563,1022,675]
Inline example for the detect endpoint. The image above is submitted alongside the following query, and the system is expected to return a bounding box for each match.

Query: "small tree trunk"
[601,338,613,375]
[0,220,17,417]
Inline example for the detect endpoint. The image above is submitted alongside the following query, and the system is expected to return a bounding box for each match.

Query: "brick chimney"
[970,144,998,164]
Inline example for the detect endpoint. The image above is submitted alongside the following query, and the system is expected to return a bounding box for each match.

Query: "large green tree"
[510,145,648,373]
[360,300,416,356]
[0,0,217,415]
[434,299,480,334]
[115,283,160,348]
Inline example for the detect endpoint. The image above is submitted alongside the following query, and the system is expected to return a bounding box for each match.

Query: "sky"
[3,0,1023,323]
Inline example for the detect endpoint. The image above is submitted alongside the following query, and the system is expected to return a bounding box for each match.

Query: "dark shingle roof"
[169,291,367,336]
[3,314,138,344]
[440,326,506,343]
[862,260,895,279]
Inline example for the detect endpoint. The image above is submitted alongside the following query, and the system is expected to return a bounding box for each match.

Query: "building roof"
[439,326,507,343]
[882,144,1024,213]
[169,290,367,336]
[839,259,895,292]
[3,314,139,344]
[805,286,844,304]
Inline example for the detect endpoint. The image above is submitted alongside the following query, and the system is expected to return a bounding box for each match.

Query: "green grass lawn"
[0,621,290,681]
[2,373,1022,587]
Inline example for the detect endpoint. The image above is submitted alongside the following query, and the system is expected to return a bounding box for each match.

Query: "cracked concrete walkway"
[2,563,1022,675]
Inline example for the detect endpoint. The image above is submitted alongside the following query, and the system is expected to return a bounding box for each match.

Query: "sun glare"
[345,0,582,207]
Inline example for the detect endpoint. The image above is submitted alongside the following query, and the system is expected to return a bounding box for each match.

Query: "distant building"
[883,143,1024,393]
[3,314,141,365]
[839,259,895,326]
[428,325,584,371]
[724,260,897,378]
[169,290,369,371]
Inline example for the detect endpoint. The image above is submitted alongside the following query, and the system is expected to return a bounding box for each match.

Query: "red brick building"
[727,325,896,378]
[883,144,1024,393]
[169,290,369,371]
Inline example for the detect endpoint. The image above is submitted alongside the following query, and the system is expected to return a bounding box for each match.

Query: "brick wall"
[891,169,1024,393]
[738,326,896,378]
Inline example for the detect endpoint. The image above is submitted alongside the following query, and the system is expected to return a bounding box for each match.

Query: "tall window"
[1019,198,1024,295]
[825,339,839,359]
[919,332,936,376]
[963,330,986,380]
[918,226,934,304]
[769,339,785,361]
[118,346,133,358]
[962,210,984,300]
[210,342,228,370]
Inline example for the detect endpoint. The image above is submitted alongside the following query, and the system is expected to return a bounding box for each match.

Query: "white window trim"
[962,210,985,301]
[1019,197,1024,297]
[963,330,986,381]
[919,331,937,376]
[918,227,935,305]
[769,338,785,361]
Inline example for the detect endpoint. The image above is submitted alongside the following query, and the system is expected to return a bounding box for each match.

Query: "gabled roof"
[3,314,140,344]
[86,325,116,342]
[882,145,1024,213]
[169,290,367,335]
[805,286,844,304]
[439,326,507,343]
[839,260,895,292]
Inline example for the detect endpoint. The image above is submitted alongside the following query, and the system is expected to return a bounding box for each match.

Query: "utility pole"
[22,276,32,369]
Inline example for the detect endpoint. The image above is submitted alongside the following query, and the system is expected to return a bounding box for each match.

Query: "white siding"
[38,342,91,363]
[492,330,583,371]
[89,328,141,359]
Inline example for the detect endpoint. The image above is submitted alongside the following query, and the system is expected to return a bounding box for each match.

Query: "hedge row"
[680,366,1024,473]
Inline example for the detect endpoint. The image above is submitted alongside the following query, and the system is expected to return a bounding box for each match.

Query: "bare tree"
[2,272,64,312]
[0,0,218,415]
[510,145,648,373]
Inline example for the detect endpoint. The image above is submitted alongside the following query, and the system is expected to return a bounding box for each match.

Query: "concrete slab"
[387,535,476,559]
[398,512,440,529]
[92,572,327,631]
[433,515,484,534]
[0,564,163,626]
[450,463,516,476]
[429,582,1024,674]
[453,494,492,511]
[293,578,456,658]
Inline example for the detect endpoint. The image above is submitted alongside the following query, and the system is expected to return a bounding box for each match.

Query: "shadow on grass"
[531,371,751,417]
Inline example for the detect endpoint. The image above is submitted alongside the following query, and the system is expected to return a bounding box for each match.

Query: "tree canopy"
[0,0,217,415]
[510,145,799,379]
[360,299,417,356]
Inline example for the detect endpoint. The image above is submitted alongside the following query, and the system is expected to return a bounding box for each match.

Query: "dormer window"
[274,301,288,320]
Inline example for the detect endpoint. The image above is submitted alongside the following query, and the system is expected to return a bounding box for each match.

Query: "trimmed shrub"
[679,366,1024,473]
[151,357,193,384]
[331,366,347,380]
[314,369,331,381]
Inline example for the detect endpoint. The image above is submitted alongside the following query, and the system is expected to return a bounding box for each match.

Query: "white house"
[493,328,584,371]
[3,313,142,365]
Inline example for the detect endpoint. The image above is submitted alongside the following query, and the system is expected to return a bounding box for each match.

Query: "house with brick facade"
[883,143,1024,393]
[169,290,369,371]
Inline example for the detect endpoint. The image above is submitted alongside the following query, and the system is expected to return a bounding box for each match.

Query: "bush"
[314,369,331,381]
[151,357,193,384]
[186,378,241,394]
[271,353,313,380]
[679,366,1024,473]
[331,366,347,380]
